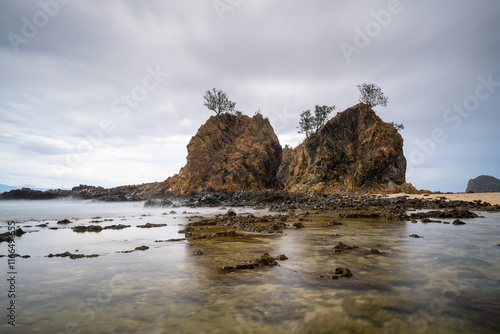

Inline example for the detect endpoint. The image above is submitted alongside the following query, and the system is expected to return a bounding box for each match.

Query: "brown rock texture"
[163,113,282,194]
[282,103,406,193]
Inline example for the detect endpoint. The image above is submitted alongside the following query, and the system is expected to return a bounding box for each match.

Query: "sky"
[0,0,499,192]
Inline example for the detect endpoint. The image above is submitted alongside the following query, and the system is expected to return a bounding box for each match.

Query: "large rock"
[282,103,406,193]
[164,113,282,194]
[466,175,500,193]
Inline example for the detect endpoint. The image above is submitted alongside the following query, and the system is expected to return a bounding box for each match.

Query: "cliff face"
[466,175,500,193]
[282,103,406,193]
[164,113,282,194]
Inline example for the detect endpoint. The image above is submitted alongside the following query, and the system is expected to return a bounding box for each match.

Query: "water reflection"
[1,205,500,333]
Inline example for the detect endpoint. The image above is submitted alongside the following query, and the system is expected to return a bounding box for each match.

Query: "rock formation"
[282,103,406,193]
[466,175,500,193]
[162,113,282,194]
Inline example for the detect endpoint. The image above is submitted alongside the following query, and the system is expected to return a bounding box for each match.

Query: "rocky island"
[1,103,418,202]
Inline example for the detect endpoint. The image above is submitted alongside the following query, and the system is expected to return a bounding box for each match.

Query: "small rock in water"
[226,209,237,217]
[194,249,204,255]
[409,234,423,238]
[57,219,72,224]
[332,267,352,279]
[293,222,305,229]
[326,220,342,227]
[452,219,466,225]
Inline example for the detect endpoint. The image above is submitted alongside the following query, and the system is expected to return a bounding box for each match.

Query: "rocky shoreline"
[2,187,500,213]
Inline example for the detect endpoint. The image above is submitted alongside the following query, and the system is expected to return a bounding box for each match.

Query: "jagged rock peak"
[164,112,282,194]
[282,103,407,193]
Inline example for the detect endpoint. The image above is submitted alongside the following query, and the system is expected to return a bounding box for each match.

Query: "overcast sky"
[1,0,499,192]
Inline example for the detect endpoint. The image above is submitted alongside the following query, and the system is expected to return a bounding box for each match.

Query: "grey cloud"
[0,0,499,191]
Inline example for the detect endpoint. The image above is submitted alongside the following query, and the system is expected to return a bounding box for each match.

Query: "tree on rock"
[203,88,236,115]
[297,110,314,139]
[297,105,335,139]
[313,105,335,131]
[357,83,388,108]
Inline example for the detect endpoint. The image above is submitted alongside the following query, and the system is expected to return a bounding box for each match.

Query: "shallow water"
[0,200,499,333]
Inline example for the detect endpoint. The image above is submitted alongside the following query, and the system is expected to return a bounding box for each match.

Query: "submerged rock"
[73,225,103,232]
[293,222,305,229]
[221,253,281,271]
[332,267,353,279]
[326,220,343,226]
[46,251,100,259]
[136,223,168,228]
[452,219,466,225]
[333,242,359,252]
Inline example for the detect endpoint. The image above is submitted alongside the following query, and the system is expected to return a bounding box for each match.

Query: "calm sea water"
[0,199,499,333]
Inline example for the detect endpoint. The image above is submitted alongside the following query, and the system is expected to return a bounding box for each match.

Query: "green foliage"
[259,131,271,142]
[357,83,388,108]
[235,110,243,116]
[203,88,236,115]
[297,104,335,139]
[242,153,249,159]
[313,105,335,131]
[390,122,404,132]
[297,110,314,139]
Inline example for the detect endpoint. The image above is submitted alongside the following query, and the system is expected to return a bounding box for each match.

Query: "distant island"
[466,175,500,193]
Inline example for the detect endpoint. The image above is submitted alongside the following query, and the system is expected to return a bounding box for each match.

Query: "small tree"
[203,88,236,115]
[297,110,314,139]
[313,105,335,131]
[390,122,404,132]
[357,83,388,108]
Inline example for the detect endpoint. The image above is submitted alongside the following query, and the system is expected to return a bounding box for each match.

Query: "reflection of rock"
[410,209,479,220]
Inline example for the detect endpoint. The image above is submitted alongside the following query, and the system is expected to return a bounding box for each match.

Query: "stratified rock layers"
[164,113,282,194]
[282,103,406,193]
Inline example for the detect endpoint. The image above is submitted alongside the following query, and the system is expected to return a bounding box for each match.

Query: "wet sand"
[383,192,500,206]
